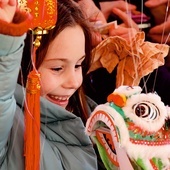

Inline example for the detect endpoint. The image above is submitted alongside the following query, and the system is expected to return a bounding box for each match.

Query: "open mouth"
[46,94,69,107]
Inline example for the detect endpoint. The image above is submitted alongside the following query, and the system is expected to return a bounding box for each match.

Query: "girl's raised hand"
[0,0,17,23]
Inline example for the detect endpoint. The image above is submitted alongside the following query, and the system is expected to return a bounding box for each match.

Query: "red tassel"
[24,71,41,170]
[24,47,41,170]
[19,0,57,169]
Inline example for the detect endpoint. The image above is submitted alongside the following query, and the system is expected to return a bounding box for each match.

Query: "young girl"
[0,0,98,169]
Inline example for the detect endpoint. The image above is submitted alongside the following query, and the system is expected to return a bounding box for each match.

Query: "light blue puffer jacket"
[0,33,97,170]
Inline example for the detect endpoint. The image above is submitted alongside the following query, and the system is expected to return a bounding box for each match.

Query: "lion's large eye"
[133,102,160,121]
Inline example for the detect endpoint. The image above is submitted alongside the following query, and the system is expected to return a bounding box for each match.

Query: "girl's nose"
[63,71,82,89]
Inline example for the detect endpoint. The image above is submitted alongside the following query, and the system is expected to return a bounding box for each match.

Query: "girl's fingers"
[0,0,16,7]
[0,0,16,22]
[9,0,16,6]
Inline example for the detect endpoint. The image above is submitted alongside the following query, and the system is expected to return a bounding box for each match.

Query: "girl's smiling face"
[38,25,85,108]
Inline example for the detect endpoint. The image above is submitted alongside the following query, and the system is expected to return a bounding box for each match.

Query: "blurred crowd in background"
[76,0,170,107]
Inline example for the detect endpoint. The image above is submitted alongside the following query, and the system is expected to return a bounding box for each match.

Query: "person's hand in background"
[145,0,170,44]
[78,0,107,24]
[145,0,168,7]
[77,0,106,46]
[108,8,139,43]
[77,0,139,46]
[91,8,140,46]
[99,0,137,21]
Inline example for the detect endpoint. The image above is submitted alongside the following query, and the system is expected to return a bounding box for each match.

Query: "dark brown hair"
[18,0,93,124]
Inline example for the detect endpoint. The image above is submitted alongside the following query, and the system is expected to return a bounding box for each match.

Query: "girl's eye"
[51,67,62,72]
[75,64,83,69]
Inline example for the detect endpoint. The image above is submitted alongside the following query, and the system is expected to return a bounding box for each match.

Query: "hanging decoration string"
[18,0,57,170]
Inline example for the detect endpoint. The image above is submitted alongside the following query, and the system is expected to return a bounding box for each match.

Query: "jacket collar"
[14,84,92,145]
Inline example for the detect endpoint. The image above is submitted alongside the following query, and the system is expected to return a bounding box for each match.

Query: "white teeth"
[50,95,69,101]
